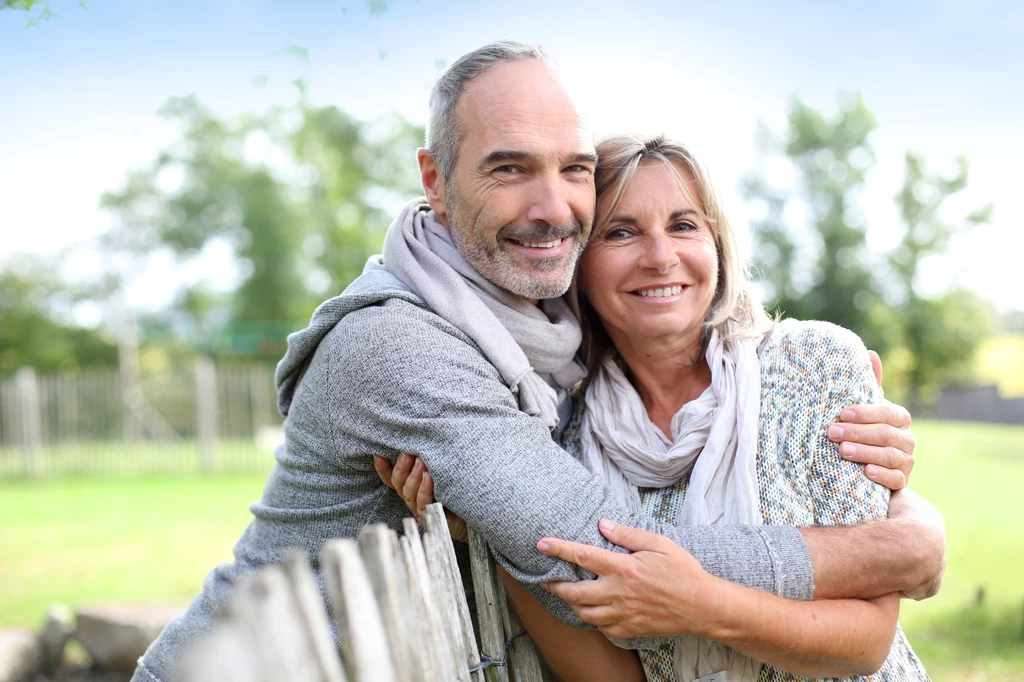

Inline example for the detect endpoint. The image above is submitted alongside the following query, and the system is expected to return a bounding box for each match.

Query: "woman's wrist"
[675,572,746,640]
[691,575,767,642]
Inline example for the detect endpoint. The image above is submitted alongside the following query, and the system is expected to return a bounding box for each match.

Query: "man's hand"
[886,488,946,600]
[806,488,946,601]
[538,520,716,640]
[829,351,916,491]
[373,453,469,543]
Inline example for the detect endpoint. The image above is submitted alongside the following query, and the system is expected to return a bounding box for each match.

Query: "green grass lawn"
[0,475,268,629]
[896,420,1024,681]
[0,420,1022,680]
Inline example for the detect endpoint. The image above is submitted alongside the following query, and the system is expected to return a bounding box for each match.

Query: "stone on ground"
[39,603,75,674]
[0,629,43,682]
[74,604,184,671]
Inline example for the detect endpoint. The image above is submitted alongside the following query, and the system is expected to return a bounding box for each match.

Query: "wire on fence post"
[467,629,527,675]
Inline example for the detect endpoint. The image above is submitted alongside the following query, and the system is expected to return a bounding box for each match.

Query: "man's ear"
[417,149,449,227]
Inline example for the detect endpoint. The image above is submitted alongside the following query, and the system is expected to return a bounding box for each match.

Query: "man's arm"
[331,303,814,625]
[804,488,946,600]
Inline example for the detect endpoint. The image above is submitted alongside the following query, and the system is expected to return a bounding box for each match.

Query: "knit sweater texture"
[560,320,929,682]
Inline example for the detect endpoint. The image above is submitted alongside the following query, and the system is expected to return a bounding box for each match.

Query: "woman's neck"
[607,327,712,438]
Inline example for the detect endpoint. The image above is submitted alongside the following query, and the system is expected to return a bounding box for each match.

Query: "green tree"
[0,260,117,373]
[101,87,423,357]
[744,95,995,404]
[891,152,994,403]
[743,93,887,351]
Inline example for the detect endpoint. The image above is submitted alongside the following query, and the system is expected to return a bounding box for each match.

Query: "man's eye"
[495,165,521,174]
[564,164,590,174]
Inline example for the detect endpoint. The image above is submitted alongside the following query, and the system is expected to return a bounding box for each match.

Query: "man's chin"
[497,267,574,300]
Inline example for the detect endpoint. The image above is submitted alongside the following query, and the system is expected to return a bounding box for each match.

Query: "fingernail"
[841,409,856,422]
[398,453,407,464]
[537,540,551,553]
[599,519,617,532]
[865,464,878,477]
[841,442,855,459]
[828,424,844,440]
[540,582,552,591]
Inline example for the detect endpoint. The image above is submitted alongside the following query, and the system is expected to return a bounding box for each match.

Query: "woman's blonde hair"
[576,134,772,374]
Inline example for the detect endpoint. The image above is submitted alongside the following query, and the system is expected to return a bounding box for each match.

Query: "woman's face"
[579,160,719,349]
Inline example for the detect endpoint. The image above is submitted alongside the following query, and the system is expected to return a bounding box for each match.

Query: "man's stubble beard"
[444,182,587,300]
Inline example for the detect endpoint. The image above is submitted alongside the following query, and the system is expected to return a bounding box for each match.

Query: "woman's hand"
[536,520,717,641]
[373,453,469,543]
[828,351,916,491]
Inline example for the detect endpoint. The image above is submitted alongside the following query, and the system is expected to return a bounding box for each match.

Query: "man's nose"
[639,233,680,272]
[526,174,573,228]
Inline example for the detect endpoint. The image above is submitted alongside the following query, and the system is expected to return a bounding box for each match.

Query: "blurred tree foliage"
[1,0,86,26]
[0,260,117,373]
[101,85,423,358]
[743,93,883,349]
[891,152,994,402]
[744,94,993,404]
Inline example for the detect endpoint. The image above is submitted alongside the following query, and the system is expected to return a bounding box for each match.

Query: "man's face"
[441,60,597,300]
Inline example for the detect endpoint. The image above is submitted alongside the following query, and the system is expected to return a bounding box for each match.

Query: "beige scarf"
[580,322,764,682]
[382,198,586,430]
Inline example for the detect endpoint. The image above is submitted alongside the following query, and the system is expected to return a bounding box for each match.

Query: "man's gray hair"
[427,40,550,179]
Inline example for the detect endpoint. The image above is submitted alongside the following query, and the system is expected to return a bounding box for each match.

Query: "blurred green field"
[0,439,275,478]
[1,420,1022,681]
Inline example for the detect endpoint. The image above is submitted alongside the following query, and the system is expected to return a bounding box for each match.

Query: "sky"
[1,0,1022,317]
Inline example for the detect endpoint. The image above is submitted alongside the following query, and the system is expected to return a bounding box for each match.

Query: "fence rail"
[180,503,554,682]
[0,362,281,478]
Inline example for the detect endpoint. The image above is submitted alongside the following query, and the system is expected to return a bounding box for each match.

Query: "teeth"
[515,238,562,249]
[638,285,683,298]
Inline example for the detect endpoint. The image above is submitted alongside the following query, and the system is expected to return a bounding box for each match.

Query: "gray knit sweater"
[132,268,814,682]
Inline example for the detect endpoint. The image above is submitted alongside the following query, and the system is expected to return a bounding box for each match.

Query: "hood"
[274,256,422,416]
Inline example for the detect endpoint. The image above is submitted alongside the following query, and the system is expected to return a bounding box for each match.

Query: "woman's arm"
[497,565,645,682]
[699,575,900,677]
[539,522,898,678]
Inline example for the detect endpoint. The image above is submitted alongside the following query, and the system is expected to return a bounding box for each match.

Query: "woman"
[381,135,932,682]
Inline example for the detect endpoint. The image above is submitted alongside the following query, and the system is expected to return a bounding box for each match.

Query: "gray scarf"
[382,198,586,430]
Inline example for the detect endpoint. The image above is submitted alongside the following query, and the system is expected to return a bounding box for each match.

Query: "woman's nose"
[639,233,679,272]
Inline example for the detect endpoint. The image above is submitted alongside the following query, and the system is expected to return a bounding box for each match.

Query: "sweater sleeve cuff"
[757,525,815,601]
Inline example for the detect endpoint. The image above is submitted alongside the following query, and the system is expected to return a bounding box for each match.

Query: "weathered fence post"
[16,366,42,477]
[494,577,545,682]
[194,356,217,473]
[422,505,483,682]
[249,365,270,434]
[322,538,398,682]
[469,527,511,682]
[178,553,346,682]
[360,524,429,682]
[180,504,550,682]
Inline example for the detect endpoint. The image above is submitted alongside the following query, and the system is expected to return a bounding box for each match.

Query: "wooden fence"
[0,362,281,477]
[179,503,552,682]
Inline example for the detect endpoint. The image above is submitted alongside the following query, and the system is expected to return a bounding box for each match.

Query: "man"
[132,41,942,682]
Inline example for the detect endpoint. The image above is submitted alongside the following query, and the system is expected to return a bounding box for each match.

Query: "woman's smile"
[627,283,689,304]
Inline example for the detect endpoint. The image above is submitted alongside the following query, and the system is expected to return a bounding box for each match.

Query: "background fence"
[3,360,1022,480]
[0,361,282,478]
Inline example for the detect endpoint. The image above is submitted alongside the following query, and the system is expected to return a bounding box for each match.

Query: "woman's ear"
[417,149,449,226]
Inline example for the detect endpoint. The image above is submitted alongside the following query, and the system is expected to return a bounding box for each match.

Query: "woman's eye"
[605,227,632,240]
[672,221,698,232]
